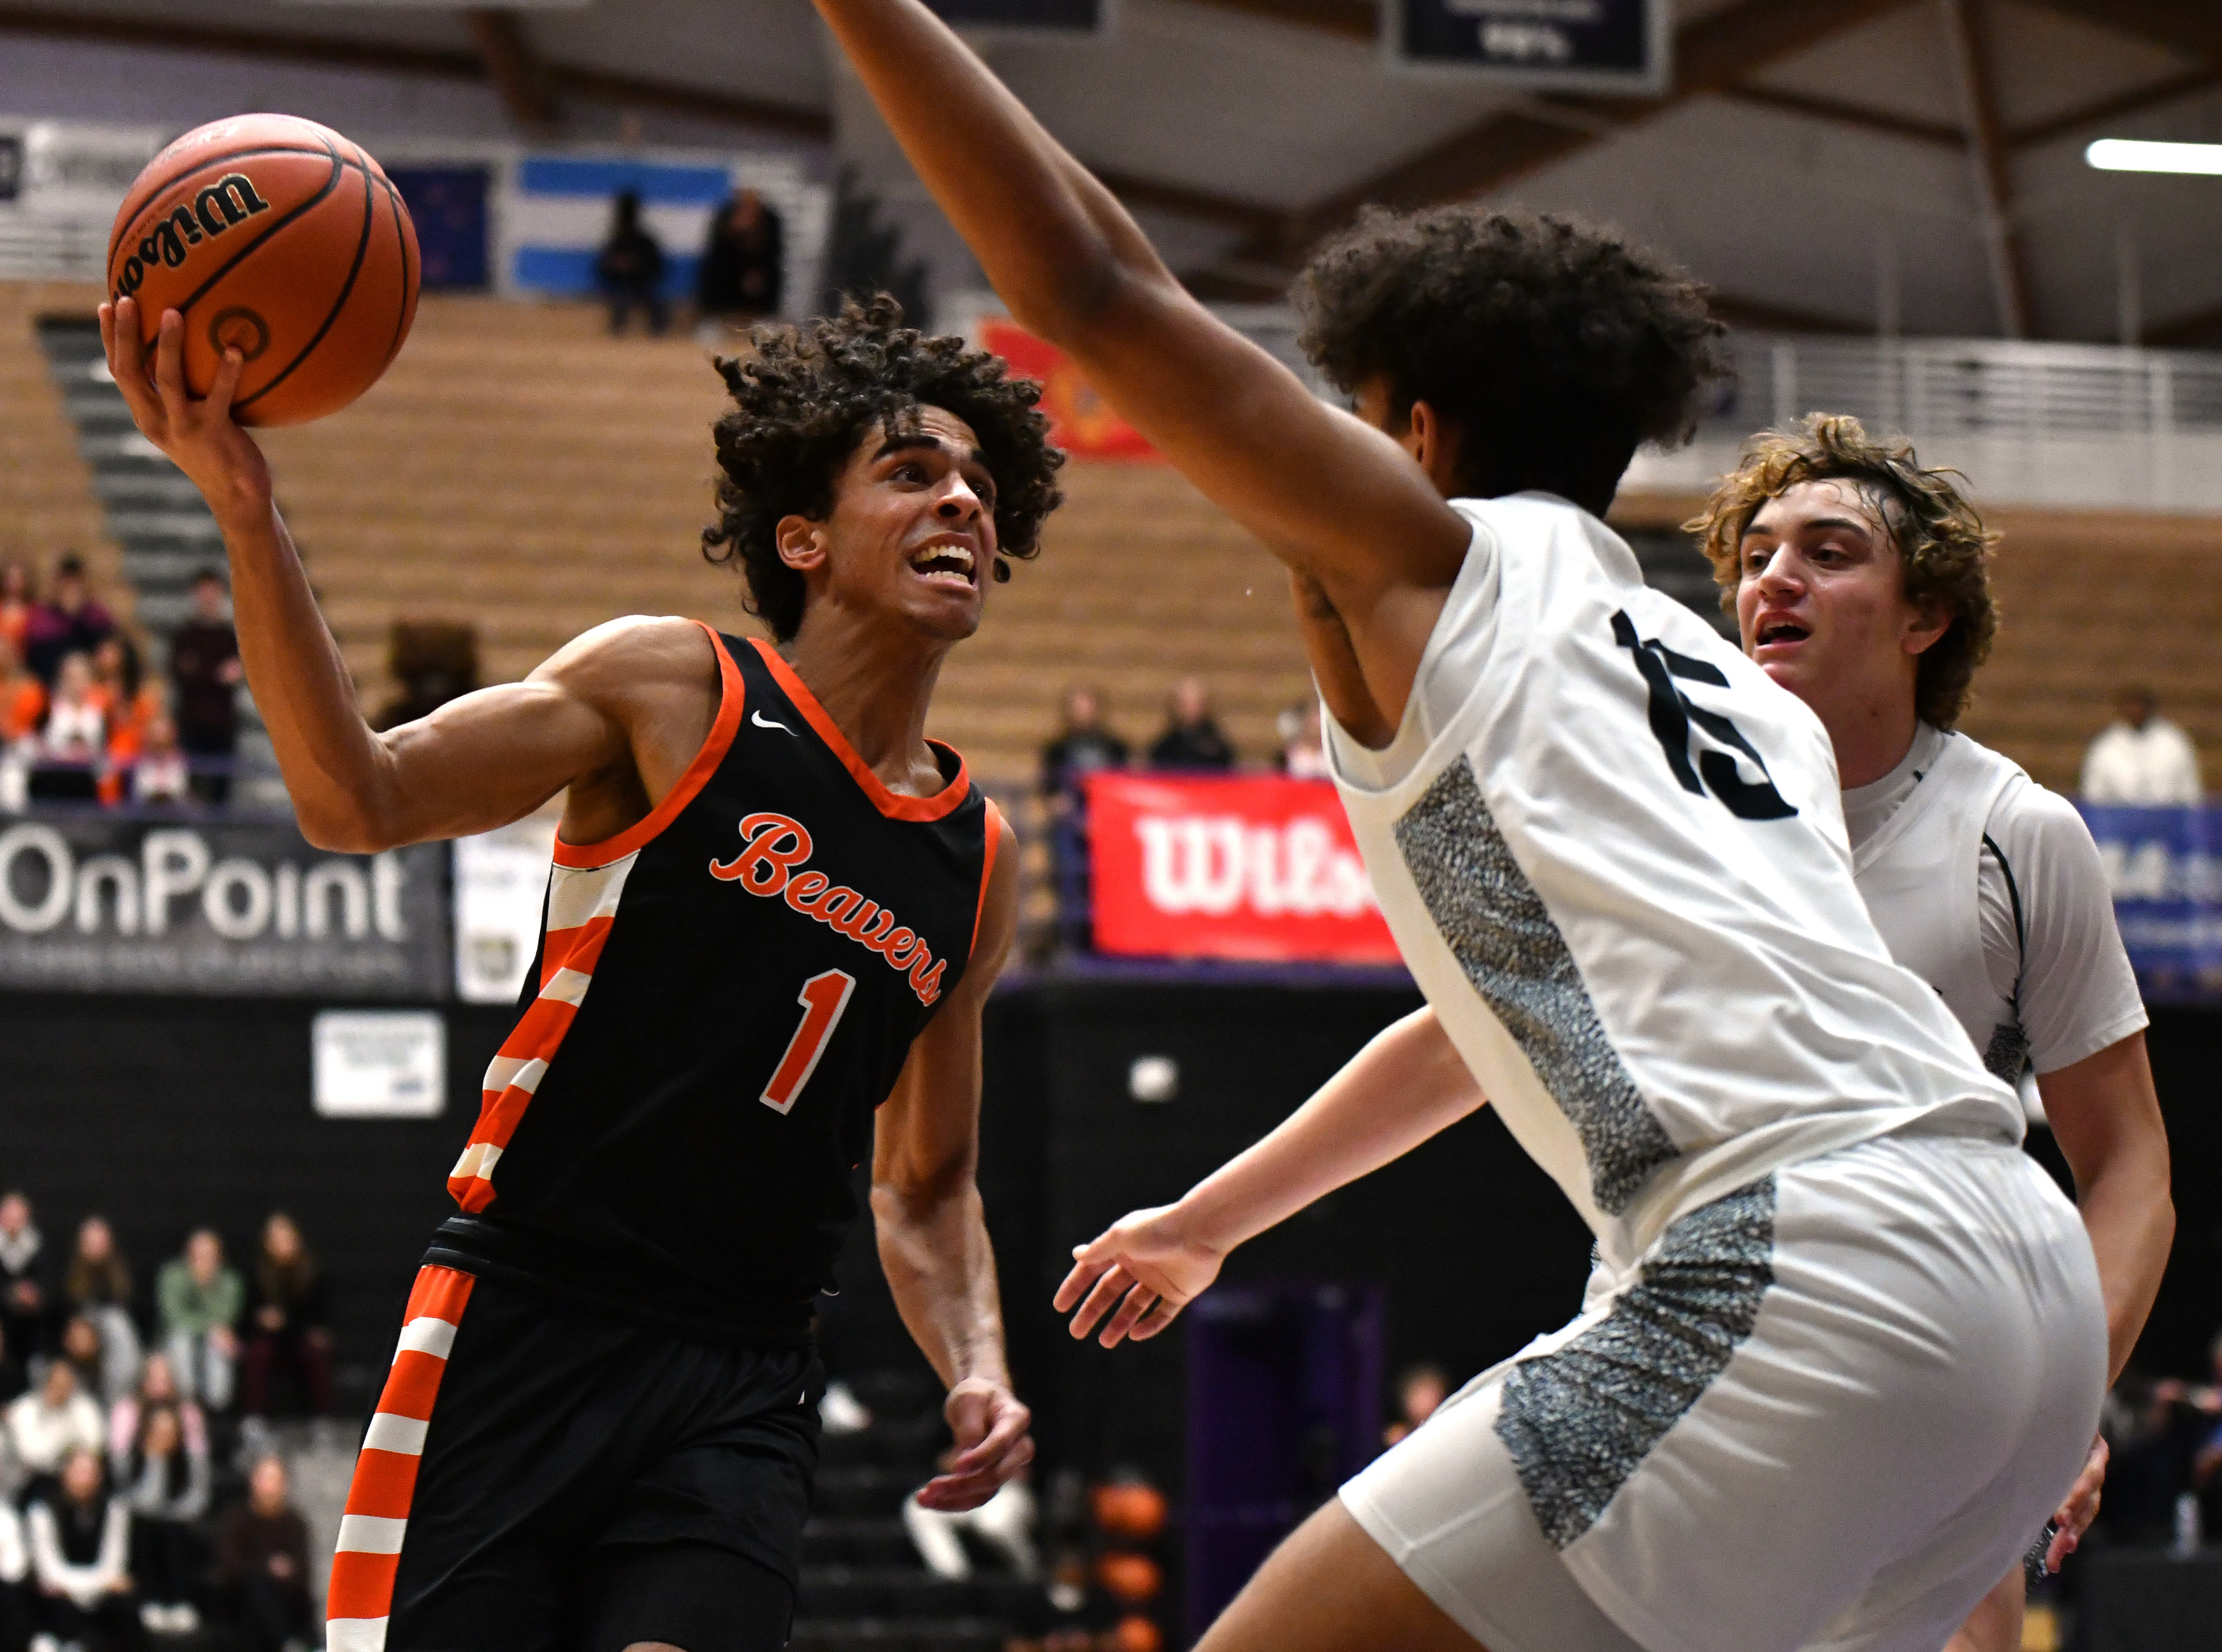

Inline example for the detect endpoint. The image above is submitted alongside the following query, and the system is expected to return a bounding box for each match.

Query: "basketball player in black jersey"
[98,292,1060,1652]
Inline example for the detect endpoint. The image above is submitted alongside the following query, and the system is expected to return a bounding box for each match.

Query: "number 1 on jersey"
[761,969,856,1115]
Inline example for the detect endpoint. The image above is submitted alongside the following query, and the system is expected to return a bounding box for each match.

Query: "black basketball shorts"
[327,1265,822,1652]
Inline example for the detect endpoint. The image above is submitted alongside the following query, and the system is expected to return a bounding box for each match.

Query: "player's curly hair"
[702,295,1064,640]
[1686,414,1999,730]
[1292,206,1727,515]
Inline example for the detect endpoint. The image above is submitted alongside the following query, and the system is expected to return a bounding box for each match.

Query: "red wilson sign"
[1085,774,1401,963]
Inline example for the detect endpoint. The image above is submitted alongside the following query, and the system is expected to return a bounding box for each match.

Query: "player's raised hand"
[2043,1434,2109,1572]
[1054,1204,1226,1349]
[98,297,270,526]
[919,1377,1034,1512]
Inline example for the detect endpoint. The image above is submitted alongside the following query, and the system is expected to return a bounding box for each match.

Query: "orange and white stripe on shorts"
[445,851,639,1210]
[326,1265,476,1652]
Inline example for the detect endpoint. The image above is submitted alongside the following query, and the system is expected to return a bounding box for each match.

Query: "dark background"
[1,982,2216,1487]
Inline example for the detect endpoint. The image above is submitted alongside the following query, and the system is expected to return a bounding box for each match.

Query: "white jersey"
[1324,494,2021,1271]
[1850,723,2147,1085]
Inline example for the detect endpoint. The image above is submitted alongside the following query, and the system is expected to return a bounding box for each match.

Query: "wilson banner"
[1084,774,1399,963]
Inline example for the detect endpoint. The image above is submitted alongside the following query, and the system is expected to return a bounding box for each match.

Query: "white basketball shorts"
[1341,1130,2104,1652]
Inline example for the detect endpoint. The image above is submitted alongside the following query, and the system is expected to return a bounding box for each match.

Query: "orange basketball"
[107,113,419,426]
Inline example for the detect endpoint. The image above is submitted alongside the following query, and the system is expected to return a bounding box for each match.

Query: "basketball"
[106,112,419,425]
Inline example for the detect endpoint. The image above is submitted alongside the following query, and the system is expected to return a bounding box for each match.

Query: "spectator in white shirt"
[27,1447,135,1651]
[2083,686,2203,805]
[4,1364,105,1502]
[0,1498,27,1652]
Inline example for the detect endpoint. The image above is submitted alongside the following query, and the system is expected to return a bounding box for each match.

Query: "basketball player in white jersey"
[1689,416,2173,1652]
[812,3,2107,1649]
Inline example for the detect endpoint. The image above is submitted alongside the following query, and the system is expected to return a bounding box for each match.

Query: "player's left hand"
[2044,1434,2108,1572]
[919,1376,1033,1512]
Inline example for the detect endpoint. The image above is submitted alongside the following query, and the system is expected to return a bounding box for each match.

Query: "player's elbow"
[1010,254,1172,358]
[292,794,402,855]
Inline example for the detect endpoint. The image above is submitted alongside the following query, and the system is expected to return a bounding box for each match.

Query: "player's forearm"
[872,1178,1012,1392]
[215,497,403,851]
[1176,1007,1485,1255]
[2076,1150,2173,1383]
[810,0,1171,342]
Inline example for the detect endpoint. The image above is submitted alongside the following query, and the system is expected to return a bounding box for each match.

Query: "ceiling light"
[2086,139,2222,175]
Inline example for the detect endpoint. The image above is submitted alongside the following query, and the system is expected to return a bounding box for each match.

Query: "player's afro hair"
[1688,413,1999,731]
[1293,206,1728,515]
[703,295,1065,641]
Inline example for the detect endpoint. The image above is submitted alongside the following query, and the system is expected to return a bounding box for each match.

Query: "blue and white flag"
[2082,803,2222,1003]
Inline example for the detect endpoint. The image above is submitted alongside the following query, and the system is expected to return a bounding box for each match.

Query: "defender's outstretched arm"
[812,0,1471,726]
[1054,1007,1486,1347]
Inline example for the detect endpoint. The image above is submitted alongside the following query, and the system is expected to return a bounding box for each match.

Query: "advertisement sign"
[1085,774,1399,963]
[1388,0,1668,94]
[452,814,559,1005]
[313,1010,447,1118]
[0,817,448,998]
[979,321,1158,461]
[2082,804,2222,1002]
[928,0,1106,30]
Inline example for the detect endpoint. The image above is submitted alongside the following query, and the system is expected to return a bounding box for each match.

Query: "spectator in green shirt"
[156,1230,242,1412]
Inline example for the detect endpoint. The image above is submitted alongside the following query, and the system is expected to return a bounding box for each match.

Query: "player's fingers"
[1067,1265,1133,1340]
[1129,1293,1187,1342]
[1051,1254,1108,1314]
[104,300,163,424]
[207,345,245,421]
[924,1436,1035,1508]
[948,1403,1031,1474]
[1098,1285,1158,1349]
[153,309,189,414]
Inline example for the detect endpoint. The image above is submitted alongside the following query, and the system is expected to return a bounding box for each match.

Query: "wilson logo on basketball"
[709,812,947,1006]
[110,173,271,300]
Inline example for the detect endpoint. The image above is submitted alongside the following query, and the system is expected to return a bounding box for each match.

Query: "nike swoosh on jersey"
[752,711,795,734]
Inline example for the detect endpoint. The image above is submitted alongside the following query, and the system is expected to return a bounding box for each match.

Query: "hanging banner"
[1085,774,1399,963]
[2081,804,2222,1003]
[0,816,448,998]
[1388,0,1668,94]
[979,320,1158,461]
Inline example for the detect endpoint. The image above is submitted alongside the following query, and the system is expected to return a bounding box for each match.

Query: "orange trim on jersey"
[327,1265,476,1646]
[748,638,973,823]
[552,620,746,870]
[972,796,1002,955]
[539,915,615,989]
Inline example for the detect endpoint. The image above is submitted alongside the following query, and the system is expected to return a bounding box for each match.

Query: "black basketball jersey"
[424,626,999,1341]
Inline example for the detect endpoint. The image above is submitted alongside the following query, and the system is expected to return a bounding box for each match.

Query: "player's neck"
[780,616,951,795]
[1824,685,1921,791]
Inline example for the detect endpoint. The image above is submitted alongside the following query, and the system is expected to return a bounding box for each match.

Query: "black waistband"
[425,1217,815,1349]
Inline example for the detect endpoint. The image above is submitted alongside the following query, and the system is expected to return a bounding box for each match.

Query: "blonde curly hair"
[1686,414,1999,730]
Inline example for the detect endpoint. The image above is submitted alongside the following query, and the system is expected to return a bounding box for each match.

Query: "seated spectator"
[696,189,784,326]
[125,713,190,809]
[4,1364,105,1507]
[167,571,239,806]
[0,1195,51,1366]
[1040,686,1128,801]
[1276,699,1330,781]
[106,1356,206,1471]
[1146,677,1234,772]
[156,1233,240,1413]
[0,562,31,657]
[595,190,668,337]
[2083,685,2203,804]
[26,1448,135,1652]
[241,1215,330,1419]
[62,1219,139,1409]
[119,1406,206,1634]
[0,1495,26,1652]
[0,634,41,745]
[21,555,115,686]
[29,653,103,805]
[51,1317,108,1410]
[215,1455,311,1652]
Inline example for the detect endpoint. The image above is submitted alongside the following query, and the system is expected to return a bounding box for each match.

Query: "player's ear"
[773,514,828,574]
[1903,593,1954,657]
[1406,399,1465,497]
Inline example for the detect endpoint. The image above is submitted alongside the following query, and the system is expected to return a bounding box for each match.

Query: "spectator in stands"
[214,1455,311,1652]
[0,633,41,745]
[2083,685,2203,804]
[1040,686,1128,799]
[52,1318,108,1411]
[696,189,785,327]
[1146,677,1234,771]
[119,1406,206,1634]
[1383,1363,1448,1449]
[156,1232,240,1413]
[62,1220,139,1409]
[29,653,103,804]
[0,1494,27,1652]
[4,1364,105,1504]
[168,571,240,806]
[0,561,31,657]
[0,1195,51,1365]
[241,1214,330,1419]
[1276,699,1331,781]
[107,1356,205,1472]
[26,1447,136,1652]
[21,555,115,686]
[595,190,668,337]
[125,713,189,809]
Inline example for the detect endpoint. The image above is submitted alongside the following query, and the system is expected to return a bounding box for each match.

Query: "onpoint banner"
[1085,774,1399,963]
[0,817,448,997]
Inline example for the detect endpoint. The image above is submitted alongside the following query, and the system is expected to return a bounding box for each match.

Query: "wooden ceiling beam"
[464,8,560,130]
[1938,0,2032,338]
[2017,0,2222,65]
[1720,83,1966,149]
[2006,65,2222,149]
